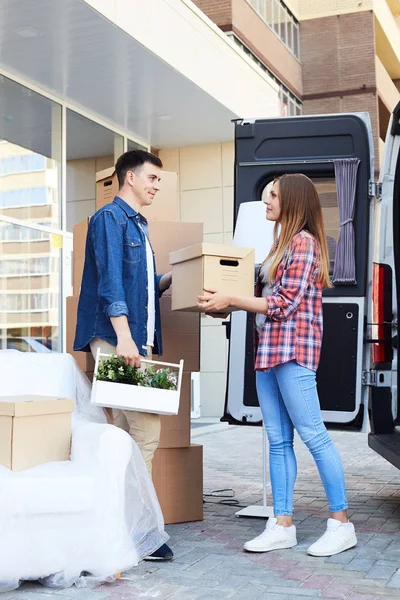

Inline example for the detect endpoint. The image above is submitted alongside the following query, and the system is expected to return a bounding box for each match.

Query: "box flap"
[169,243,254,265]
[96,166,115,183]
[0,396,75,417]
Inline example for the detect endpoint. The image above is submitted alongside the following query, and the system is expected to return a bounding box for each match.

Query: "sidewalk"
[8,423,400,600]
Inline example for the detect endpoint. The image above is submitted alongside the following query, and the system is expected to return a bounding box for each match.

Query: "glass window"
[246,1,300,59]
[294,22,300,58]
[0,76,62,228]
[66,110,123,231]
[0,219,61,352]
[273,1,280,37]
[281,7,288,46]
[313,178,339,276]
[287,19,294,54]
[128,140,148,152]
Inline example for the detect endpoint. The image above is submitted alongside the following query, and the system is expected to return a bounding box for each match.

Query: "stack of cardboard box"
[66,168,203,524]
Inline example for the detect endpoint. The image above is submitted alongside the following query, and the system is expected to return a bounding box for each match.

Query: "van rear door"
[223,113,374,430]
[367,102,400,467]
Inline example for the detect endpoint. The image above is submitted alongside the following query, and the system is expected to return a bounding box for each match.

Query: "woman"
[198,174,356,557]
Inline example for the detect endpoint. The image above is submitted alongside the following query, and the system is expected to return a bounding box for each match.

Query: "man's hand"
[160,271,172,293]
[198,289,231,313]
[116,334,141,368]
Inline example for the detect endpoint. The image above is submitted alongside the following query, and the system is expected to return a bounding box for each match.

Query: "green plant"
[96,355,178,391]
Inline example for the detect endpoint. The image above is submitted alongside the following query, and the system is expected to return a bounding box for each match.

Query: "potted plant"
[91,351,184,416]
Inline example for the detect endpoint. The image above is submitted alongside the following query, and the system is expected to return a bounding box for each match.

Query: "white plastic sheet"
[0,351,168,592]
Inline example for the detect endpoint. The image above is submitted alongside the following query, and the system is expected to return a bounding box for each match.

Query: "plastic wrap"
[0,351,168,591]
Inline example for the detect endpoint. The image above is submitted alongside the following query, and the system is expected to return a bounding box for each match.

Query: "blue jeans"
[256,361,348,516]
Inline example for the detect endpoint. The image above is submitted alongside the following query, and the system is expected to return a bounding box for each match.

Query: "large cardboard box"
[66,296,95,373]
[152,444,203,524]
[73,217,89,295]
[157,294,200,449]
[157,295,200,371]
[96,168,179,222]
[0,396,74,471]
[170,243,255,312]
[148,221,203,277]
[158,371,191,449]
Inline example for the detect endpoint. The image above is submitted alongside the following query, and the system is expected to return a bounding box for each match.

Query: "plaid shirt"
[254,231,323,373]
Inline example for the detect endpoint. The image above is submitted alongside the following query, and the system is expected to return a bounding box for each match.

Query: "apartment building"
[197,0,400,172]
[298,0,400,172]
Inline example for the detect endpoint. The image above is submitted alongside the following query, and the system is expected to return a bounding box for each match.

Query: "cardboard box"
[0,395,74,471]
[66,296,95,373]
[152,444,203,524]
[96,168,179,222]
[157,295,200,372]
[158,371,191,449]
[149,221,203,277]
[170,243,255,312]
[156,294,200,448]
[73,217,89,295]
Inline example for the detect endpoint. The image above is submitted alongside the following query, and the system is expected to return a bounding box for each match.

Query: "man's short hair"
[115,150,163,188]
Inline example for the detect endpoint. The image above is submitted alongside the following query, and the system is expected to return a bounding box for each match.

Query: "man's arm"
[110,316,141,368]
[90,211,140,367]
[159,271,172,294]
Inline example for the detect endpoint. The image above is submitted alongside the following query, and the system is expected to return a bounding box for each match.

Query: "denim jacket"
[73,196,163,357]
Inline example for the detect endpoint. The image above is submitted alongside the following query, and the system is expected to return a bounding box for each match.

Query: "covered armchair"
[0,351,167,592]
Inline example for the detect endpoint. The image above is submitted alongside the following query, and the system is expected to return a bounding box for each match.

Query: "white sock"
[334,519,353,529]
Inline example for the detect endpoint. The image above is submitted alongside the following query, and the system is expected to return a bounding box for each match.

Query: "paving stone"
[321,582,354,599]
[10,426,400,600]
[387,568,400,589]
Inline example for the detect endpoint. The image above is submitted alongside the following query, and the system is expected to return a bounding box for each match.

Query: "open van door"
[367,102,400,468]
[223,113,374,431]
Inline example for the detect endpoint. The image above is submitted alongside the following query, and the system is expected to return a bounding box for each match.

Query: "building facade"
[1,0,399,418]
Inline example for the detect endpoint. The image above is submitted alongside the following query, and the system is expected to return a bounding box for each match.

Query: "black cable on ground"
[203,488,248,508]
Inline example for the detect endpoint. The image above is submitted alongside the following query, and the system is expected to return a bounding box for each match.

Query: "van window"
[261,177,339,276]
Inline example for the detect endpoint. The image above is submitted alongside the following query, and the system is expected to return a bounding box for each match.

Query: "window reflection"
[0,76,61,228]
[0,219,61,352]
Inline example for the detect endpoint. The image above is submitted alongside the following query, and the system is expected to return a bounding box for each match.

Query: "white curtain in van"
[332,158,360,284]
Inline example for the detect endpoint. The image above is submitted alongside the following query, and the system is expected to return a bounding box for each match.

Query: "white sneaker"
[307,519,357,557]
[243,518,297,553]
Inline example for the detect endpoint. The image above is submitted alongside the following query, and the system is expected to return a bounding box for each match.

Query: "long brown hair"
[267,174,332,289]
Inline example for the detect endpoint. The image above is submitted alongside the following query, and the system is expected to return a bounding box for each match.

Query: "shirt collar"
[113,196,148,225]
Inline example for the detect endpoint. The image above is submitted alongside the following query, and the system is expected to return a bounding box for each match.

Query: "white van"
[223,110,399,469]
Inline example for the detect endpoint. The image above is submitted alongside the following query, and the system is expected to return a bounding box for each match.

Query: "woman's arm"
[198,292,268,314]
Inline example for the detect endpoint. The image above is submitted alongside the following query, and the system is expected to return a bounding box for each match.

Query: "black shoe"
[144,543,174,561]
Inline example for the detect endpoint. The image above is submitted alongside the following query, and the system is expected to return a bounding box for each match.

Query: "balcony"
[373,0,400,79]
[376,55,400,113]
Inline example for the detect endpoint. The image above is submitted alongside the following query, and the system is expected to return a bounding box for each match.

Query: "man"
[74,149,173,561]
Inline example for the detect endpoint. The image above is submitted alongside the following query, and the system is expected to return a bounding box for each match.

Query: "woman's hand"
[198,289,231,313]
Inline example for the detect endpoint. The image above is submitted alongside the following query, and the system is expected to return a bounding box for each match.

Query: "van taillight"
[372,263,392,364]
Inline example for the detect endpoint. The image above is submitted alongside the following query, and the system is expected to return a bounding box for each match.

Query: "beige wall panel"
[203,233,224,243]
[159,148,180,173]
[223,231,233,245]
[222,141,234,187]
[180,145,222,190]
[222,186,234,233]
[201,324,228,372]
[181,188,223,234]
[200,371,227,416]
